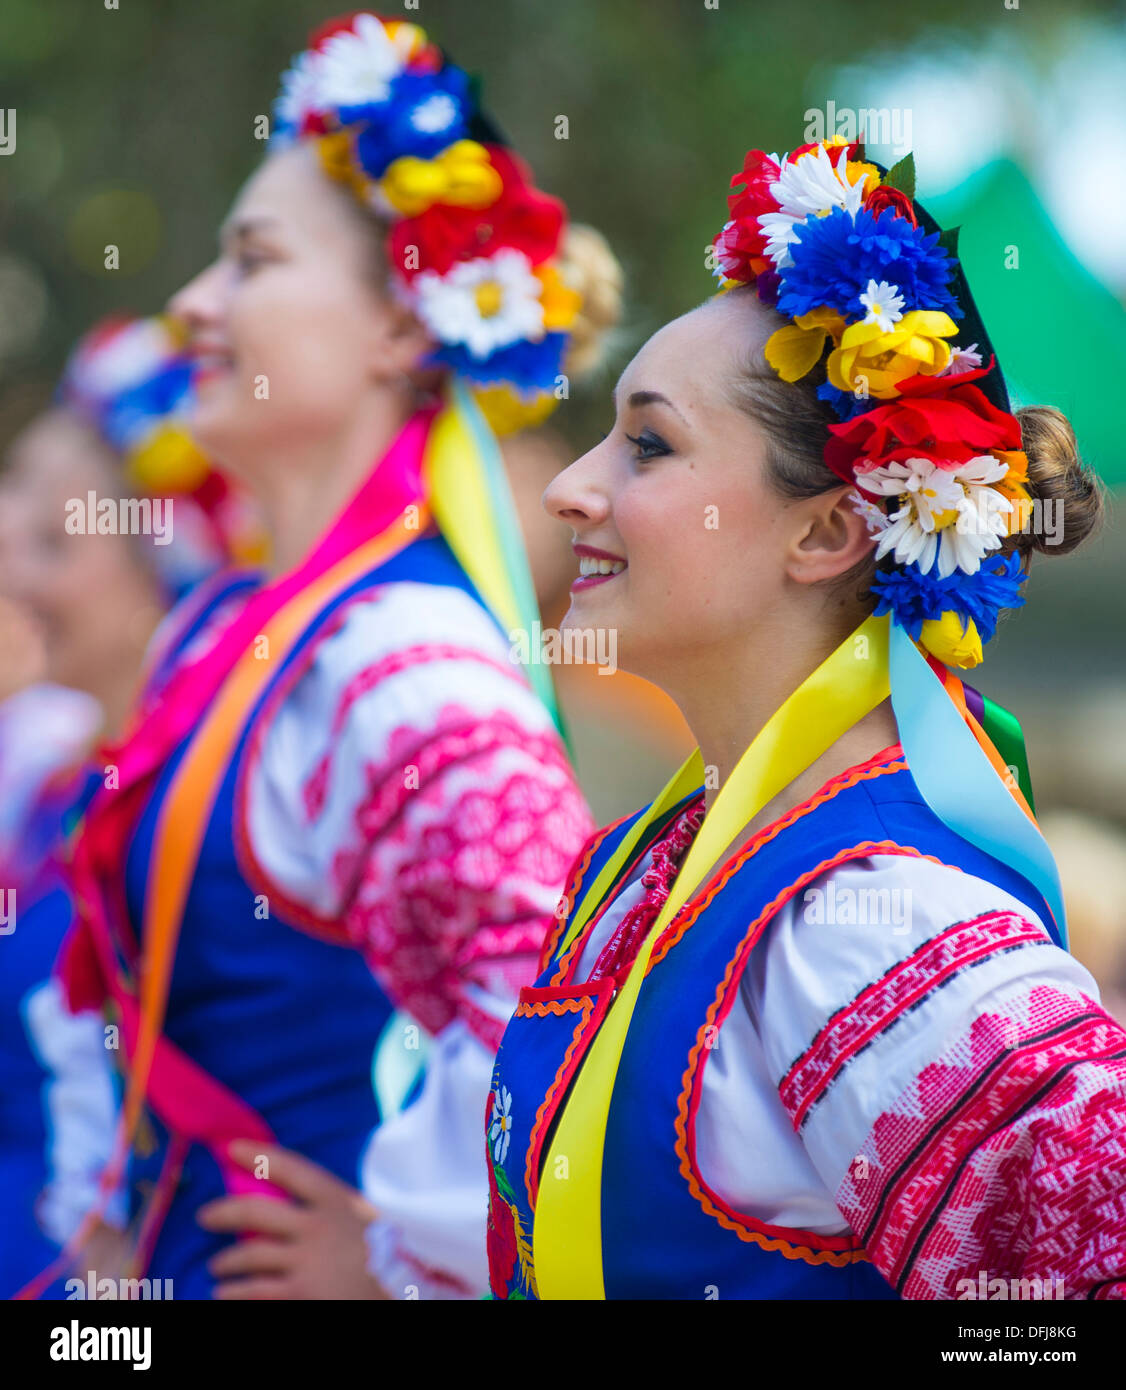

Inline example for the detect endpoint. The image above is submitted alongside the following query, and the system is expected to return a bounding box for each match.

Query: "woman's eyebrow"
[608,386,689,422]
[218,214,279,248]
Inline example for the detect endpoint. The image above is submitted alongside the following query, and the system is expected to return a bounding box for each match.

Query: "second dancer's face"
[543,290,867,687]
[168,144,427,479]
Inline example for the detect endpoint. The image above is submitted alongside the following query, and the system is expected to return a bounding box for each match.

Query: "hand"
[197,1141,390,1300]
[75,1216,131,1285]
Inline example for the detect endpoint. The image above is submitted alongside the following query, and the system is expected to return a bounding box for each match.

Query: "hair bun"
[1015,405,1104,558]
[557,224,624,380]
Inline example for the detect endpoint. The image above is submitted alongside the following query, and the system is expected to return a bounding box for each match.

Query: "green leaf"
[883,152,916,201]
[938,225,962,259]
[495,1163,516,1202]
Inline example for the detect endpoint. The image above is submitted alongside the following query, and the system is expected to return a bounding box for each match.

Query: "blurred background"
[1,0,1124,999]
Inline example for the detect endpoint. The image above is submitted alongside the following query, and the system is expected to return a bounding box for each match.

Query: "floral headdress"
[711,136,1031,670]
[272,11,580,436]
[59,315,264,596]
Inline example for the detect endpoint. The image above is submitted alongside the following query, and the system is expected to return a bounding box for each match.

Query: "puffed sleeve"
[24,977,127,1244]
[237,578,594,1296]
[744,853,1126,1300]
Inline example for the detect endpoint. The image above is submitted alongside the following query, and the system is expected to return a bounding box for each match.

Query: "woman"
[0,313,252,1298]
[50,12,592,1300]
[486,135,1126,1300]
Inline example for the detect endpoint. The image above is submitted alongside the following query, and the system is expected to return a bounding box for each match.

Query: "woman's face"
[543,291,871,686]
[168,143,428,477]
[0,410,162,694]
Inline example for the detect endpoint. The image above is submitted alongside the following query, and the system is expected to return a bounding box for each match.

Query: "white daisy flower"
[862,455,1012,577]
[848,488,889,537]
[76,319,176,399]
[314,13,417,109]
[760,145,867,268]
[410,92,459,135]
[413,249,546,360]
[938,342,984,376]
[275,50,322,135]
[858,279,906,332]
[490,1087,513,1166]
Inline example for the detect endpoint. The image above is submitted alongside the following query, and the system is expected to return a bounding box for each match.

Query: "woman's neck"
[257,395,414,579]
[664,604,900,821]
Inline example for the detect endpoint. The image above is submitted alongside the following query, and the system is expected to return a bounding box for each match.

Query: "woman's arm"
[748,854,1126,1299]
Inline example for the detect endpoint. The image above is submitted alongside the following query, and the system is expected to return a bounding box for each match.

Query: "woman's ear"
[367,298,434,384]
[786,485,875,586]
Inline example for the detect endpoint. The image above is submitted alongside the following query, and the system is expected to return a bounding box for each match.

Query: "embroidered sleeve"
[240,579,594,1044]
[238,580,594,1297]
[746,854,1126,1299]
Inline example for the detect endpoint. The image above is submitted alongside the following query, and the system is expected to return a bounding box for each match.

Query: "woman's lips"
[187,348,234,387]
[571,545,627,592]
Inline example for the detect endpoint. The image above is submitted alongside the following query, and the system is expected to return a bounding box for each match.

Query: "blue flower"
[102,362,193,454]
[346,68,473,179]
[427,332,567,393]
[778,205,961,324]
[870,550,1026,643]
[817,379,880,421]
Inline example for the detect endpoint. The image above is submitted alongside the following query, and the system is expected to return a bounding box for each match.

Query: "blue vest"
[0,772,103,1300]
[488,751,1058,1300]
[124,533,488,1296]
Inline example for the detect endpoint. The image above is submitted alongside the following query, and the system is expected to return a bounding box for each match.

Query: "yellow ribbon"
[535,611,891,1298]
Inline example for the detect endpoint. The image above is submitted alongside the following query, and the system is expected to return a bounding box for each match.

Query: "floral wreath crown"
[711,136,1032,670]
[272,11,580,437]
[59,315,265,590]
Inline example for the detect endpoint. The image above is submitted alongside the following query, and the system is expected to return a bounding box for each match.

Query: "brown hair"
[721,287,1105,610]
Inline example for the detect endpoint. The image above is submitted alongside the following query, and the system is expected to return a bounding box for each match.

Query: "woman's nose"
[167,260,225,334]
[542,444,611,527]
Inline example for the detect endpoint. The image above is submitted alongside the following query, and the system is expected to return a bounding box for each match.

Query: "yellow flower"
[316,131,369,198]
[381,140,503,218]
[764,307,846,382]
[827,311,958,399]
[473,385,560,437]
[844,159,882,198]
[991,449,1031,533]
[536,263,581,332]
[919,610,983,669]
[126,425,210,494]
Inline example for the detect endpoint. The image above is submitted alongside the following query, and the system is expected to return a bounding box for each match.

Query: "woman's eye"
[234,248,269,275]
[625,430,671,461]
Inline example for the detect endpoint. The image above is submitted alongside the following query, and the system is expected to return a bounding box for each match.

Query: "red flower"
[716,148,783,279]
[825,377,1023,482]
[864,184,917,225]
[390,145,564,282]
[486,1151,518,1297]
[789,139,861,165]
[308,11,368,49]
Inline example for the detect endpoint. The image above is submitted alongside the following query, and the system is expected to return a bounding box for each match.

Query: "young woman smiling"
[484,135,1126,1301]
[50,14,594,1300]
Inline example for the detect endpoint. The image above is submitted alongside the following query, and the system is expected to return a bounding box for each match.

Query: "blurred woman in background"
[0,314,255,1297]
[51,12,593,1300]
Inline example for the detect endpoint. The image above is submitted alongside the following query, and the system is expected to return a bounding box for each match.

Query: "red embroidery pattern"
[536,811,636,977]
[304,643,527,818]
[836,985,1126,1299]
[346,730,593,1045]
[588,799,705,983]
[781,910,1053,1131]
